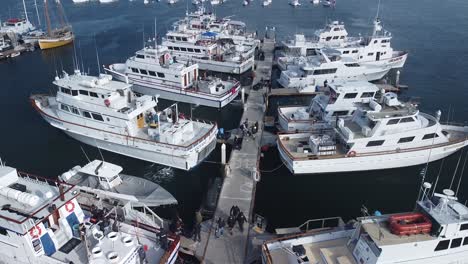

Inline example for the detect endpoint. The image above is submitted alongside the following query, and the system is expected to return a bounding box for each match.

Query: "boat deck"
[268,238,356,264]
[280,134,346,159]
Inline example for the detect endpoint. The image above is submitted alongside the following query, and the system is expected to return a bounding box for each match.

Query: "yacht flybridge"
[60,160,177,207]
[277,49,391,93]
[0,163,179,264]
[278,92,468,174]
[278,81,381,132]
[31,71,217,171]
[162,29,255,74]
[262,185,468,264]
[105,46,240,108]
[279,19,408,69]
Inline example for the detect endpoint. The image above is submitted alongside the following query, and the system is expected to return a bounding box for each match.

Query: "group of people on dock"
[215,205,247,238]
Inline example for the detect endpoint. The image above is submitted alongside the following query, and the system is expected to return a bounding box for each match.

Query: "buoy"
[104,99,111,107]
[252,169,260,182]
[221,143,226,164]
[65,201,75,212]
[347,150,357,157]
[143,244,149,251]
[29,226,42,239]
[241,88,245,104]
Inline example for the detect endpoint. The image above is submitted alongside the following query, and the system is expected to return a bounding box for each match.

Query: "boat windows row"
[60,87,104,99]
[167,46,203,53]
[341,50,359,54]
[325,36,345,41]
[60,103,105,122]
[435,236,468,251]
[366,133,442,147]
[130,68,166,78]
[167,36,189,42]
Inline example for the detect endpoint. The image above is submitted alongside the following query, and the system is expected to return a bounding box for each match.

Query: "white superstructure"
[278,81,381,132]
[279,19,408,69]
[278,93,468,174]
[0,163,179,264]
[277,49,391,93]
[263,186,468,264]
[31,71,217,171]
[105,46,240,108]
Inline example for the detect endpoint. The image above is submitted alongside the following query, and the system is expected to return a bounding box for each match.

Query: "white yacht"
[60,159,177,207]
[105,47,240,108]
[31,71,217,171]
[0,18,35,35]
[263,0,272,6]
[278,81,381,132]
[0,35,13,52]
[290,0,301,6]
[0,163,179,264]
[277,49,391,93]
[278,93,468,174]
[262,185,468,264]
[279,19,408,69]
[161,28,256,74]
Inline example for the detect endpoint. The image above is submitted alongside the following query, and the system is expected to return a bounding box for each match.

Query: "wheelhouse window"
[136,54,145,59]
[91,113,104,121]
[82,111,91,118]
[157,72,165,78]
[342,50,350,54]
[325,37,332,41]
[435,240,450,251]
[139,69,148,75]
[460,223,468,231]
[168,46,174,50]
[313,68,337,75]
[343,93,358,99]
[423,133,439,140]
[366,140,384,147]
[463,237,468,246]
[345,63,360,67]
[187,48,194,52]
[194,49,201,53]
[148,71,156,76]
[131,68,138,73]
[361,92,374,98]
[352,50,358,53]
[60,104,69,112]
[174,47,180,51]
[70,107,80,115]
[368,52,374,56]
[398,136,415,143]
[340,36,345,39]
[332,110,349,116]
[71,90,78,96]
[60,87,71,95]
[332,36,339,40]
[180,47,187,52]
[387,119,400,125]
[79,90,89,96]
[400,117,415,123]
[90,92,99,98]
[451,238,462,248]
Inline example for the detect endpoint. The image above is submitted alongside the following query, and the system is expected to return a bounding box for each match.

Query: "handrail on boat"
[298,216,345,232]
[130,203,164,229]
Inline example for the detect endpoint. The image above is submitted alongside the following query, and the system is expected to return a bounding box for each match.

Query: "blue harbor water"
[1,0,468,231]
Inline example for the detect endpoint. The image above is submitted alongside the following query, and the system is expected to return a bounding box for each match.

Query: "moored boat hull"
[38,35,74,50]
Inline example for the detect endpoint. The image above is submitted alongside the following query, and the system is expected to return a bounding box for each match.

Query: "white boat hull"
[279,139,468,174]
[192,56,254,74]
[278,106,330,132]
[32,99,217,171]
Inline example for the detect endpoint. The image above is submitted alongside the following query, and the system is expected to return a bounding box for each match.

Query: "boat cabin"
[61,160,124,190]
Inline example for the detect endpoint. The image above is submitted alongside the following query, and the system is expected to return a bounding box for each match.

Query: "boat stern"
[104,63,129,83]
[388,50,408,69]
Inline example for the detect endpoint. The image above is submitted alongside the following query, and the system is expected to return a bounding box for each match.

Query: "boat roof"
[0,166,77,233]
[79,160,123,179]
[418,193,468,225]
[366,102,419,120]
[329,81,379,93]
[54,73,132,95]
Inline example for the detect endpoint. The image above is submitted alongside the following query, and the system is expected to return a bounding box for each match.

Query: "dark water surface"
[1,0,468,230]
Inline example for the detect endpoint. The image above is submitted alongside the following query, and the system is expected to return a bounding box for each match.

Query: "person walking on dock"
[237,211,247,233]
[230,205,240,218]
[227,215,236,235]
[215,217,225,238]
[193,222,202,242]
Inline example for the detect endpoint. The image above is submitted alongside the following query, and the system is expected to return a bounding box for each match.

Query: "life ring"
[29,226,42,239]
[347,150,357,157]
[104,99,111,107]
[65,201,75,213]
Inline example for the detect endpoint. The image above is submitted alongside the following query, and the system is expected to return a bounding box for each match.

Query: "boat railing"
[130,203,164,229]
[298,216,345,232]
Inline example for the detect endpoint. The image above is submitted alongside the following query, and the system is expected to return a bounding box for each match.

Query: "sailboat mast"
[56,0,66,28]
[22,0,30,22]
[44,0,52,36]
[34,0,42,26]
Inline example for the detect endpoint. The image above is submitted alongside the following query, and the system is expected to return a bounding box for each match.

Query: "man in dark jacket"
[237,211,247,232]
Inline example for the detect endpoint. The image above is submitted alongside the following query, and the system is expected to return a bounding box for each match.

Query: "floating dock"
[192,37,276,264]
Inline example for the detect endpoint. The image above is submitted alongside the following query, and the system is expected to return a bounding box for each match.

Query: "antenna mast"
[155,17,158,58]
[94,36,101,74]
[22,0,30,23]
[34,0,41,26]
[44,0,52,36]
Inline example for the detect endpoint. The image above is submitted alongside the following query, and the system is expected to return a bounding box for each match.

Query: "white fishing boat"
[60,159,177,207]
[278,81,381,132]
[31,71,217,171]
[0,35,13,52]
[279,19,408,69]
[263,184,468,264]
[278,93,468,174]
[277,49,391,93]
[312,0,319,4]
[105,46,240,108]
[290,0,301,6]
[161,29,256,74]
[0,162,179,264]
[263,0,272,6]
[211,0,220,5]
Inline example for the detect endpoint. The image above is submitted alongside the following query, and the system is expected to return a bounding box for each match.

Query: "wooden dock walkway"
[193,37,276,264]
